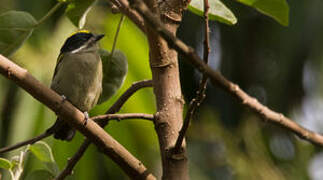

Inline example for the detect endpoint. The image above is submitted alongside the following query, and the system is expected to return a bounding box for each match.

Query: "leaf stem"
[110,14,125,57]
[35,2,65,27]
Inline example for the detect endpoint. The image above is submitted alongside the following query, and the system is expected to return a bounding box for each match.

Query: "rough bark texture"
[144,0,189,179]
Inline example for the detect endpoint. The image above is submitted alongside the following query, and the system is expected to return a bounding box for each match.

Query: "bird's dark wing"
[52,53,64,80]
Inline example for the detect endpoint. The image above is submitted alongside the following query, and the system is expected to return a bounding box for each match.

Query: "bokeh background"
[1,0,322,179]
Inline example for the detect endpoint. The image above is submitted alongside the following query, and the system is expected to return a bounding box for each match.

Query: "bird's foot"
[83,112,89,126]
[61,95,67,102]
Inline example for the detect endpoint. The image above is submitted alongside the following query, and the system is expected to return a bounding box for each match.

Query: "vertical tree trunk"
[144,0,189,179]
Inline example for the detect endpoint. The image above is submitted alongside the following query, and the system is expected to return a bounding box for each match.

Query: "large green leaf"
[236,0,289,26]
[0,11,37,57]
[188,0,237,25]
[0,157,12,170]
[65,0,96,29]
[97,49,128,104]
[29,141,55,163]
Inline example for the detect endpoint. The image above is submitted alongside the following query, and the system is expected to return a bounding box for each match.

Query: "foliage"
[188,0,289,26]
[0,158,12,170]
[0,141,57,179]
[0,11,36,57]
[236,0,289,26]
[188,0,237,25]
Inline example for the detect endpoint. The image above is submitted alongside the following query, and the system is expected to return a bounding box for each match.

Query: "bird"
[47,30,104,141]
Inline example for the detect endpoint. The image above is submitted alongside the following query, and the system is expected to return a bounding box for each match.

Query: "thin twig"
[174,0,210,153]
[56,80,153,179]
[0,113,153,155]
[55,141,90,180]
[93,113,154,123]
[110,14,125,57]
[0,131,53,154]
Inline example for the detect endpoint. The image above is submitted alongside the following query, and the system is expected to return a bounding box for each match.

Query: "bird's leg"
[60,95,89,125]
[47,95,68,134]
[83,112,89,126]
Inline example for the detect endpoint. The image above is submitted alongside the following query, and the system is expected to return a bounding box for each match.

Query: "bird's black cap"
[60,31,104,53]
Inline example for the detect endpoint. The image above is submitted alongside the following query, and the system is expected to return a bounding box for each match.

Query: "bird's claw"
[83,112,89,126]
[61,95,67,102]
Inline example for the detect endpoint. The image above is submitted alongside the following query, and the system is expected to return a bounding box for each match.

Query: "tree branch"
[0,113,153,155]
[0,55,156,180]
[56,113,154,180]
[54,140,90,180]
[104,80,153,115]
[109,0,145,32]
[56,80,153,179]
[174,0,210,153]
[93,113,154,123]
[138,0,190,178]
[202,0,210,64]
[0,131,52,154]
[129,0,323,147]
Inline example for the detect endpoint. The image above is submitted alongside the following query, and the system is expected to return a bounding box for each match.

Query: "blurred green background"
[1,0,323,179]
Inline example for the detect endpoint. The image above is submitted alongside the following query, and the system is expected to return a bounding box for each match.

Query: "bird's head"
[60,30,105,54]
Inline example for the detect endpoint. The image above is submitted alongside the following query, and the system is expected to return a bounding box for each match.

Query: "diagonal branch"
[56,80,153,179]
[0,54,156,180]
[93,113,154,123]
[55,140,90,180]
[0,131,52,154]
[126,0,323,147]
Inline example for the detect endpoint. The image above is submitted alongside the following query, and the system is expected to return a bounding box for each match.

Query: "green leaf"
[25,170,55,180]
[45,162,59,176]
[188,0,237,25]
[28,142,59,176]
[29,141,55,163]
[0,157,12,170]
[0,11,37,57]
[97,49,128,104]
[65,0,96,29]
[236,0,289,26]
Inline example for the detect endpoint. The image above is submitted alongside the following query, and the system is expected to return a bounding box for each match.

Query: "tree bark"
[144,0,189,179]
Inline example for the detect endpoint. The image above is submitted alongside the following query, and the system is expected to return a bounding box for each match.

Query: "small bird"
[48,30,104,141]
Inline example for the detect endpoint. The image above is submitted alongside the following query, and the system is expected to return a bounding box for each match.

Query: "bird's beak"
[94,34,105,41]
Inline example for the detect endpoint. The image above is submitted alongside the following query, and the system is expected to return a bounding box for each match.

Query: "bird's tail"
[46,118,75,141]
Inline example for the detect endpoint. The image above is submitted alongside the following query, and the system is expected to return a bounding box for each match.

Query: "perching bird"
[48,30,104,141]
